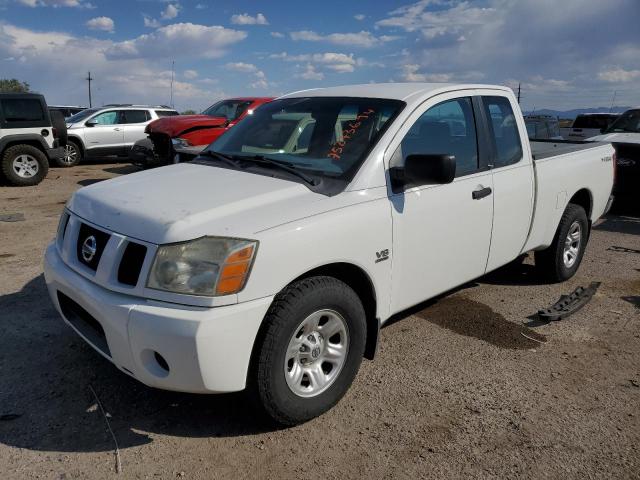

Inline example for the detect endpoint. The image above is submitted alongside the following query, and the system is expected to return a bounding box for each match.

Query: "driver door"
[388,94,494,313]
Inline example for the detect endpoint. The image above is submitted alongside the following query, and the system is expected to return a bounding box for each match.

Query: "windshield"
[202,100,253,121]
[207,97,405,182]
[604,109,640,133]
[67,108,99,123]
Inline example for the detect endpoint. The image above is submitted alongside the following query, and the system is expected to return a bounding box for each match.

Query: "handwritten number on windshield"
[327,109,375,161]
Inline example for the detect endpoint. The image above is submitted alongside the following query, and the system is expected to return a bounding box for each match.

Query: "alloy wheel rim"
[284,309,349,398]
[563,221,582,268]
[12,154,39,178]
[63,145,77,164]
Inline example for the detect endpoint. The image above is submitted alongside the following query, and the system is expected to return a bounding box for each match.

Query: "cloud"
[230,13,269,25]
[16,0,94,7]
[105,23,247,60]
[161,3,180,20]
[270,51,357,74]
[354,14,365,21]
[297,64,324,81]
[598,67,640,83]
[290,30,399,48]
[375,0,640,109]
[0,23,224,111]
[143,15,160,28]
[270,31,284,38]
[183,69,198,79]
[225,62,258,73]
[86,16,114,33]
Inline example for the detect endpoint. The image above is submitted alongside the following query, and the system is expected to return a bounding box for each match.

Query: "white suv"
[63,105,178,166]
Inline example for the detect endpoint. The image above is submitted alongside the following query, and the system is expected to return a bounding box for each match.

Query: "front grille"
[76,223,110,271]
[118,241,147,286]
[57,291,111,357]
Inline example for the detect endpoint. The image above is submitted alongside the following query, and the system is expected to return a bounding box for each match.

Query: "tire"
[1,144,49,186]
[49,110,68,147]
[252,276,366,426]
[56,139,82,167]
[535,203,589,282]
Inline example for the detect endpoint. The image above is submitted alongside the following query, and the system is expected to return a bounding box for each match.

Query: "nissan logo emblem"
[81,235,97,262]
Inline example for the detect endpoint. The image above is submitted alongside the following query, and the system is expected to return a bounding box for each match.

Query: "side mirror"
[85,119,98,127]
[390,154,456,190]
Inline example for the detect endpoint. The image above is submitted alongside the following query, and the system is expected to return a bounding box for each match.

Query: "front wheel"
[535,203,589,282]
[252,276,366,425]
[55,140,81,167]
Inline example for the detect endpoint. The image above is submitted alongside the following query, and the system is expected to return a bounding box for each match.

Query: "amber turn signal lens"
[214,244,256,295]
[216,276,245,295]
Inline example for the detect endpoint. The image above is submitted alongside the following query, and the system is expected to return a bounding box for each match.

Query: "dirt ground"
[1,163,639,479]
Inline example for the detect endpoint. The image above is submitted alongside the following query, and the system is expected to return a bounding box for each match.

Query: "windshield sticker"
[327,109,376,161]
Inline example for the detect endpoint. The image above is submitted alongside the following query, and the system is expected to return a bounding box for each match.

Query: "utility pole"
[609,90,617,113]
[517,82,521,104]
[86,71,93,108]
[170,60,175,108]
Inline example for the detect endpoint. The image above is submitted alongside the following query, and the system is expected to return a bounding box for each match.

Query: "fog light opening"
[154,351,170,373]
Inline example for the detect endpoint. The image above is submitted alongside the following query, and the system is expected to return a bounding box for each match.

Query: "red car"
[142,97,273,166]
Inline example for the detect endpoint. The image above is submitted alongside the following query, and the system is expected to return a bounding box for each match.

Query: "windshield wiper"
[198,150,241,169]
[229,154,318,186]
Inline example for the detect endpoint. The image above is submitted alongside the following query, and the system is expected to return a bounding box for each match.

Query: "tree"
[180,109,197,115]
[0,79,31,93]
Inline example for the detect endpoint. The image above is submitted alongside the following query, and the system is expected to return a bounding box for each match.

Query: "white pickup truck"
[44,83,615,425]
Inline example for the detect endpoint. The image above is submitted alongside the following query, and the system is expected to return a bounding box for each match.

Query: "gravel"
[1,163,638,479]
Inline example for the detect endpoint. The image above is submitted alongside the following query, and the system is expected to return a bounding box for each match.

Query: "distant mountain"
[523,106,633,119]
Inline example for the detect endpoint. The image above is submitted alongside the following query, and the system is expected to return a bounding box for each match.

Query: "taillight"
[52,127,58,138]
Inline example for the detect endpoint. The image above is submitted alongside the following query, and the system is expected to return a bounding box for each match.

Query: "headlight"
[171,137,191,148]
[147,237,257,296]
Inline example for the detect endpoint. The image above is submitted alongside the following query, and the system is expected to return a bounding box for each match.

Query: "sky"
[1,0,639,112]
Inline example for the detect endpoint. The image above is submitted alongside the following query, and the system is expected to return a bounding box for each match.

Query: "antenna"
[170,60,175,108]
[86,71,93,108]
[517,82,521,104]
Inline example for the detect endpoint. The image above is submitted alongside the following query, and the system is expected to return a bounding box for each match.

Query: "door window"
[91,111,119,125]
[400,97,479,177]
[121,110,150,124]
[482,96,523,167]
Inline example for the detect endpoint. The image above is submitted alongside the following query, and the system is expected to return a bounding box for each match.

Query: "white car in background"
[62,104,178,167]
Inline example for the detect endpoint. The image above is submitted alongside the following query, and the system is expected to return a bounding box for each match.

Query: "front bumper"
[44,243,273,393]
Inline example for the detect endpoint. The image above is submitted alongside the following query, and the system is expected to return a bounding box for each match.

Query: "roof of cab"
[278,83,512,103]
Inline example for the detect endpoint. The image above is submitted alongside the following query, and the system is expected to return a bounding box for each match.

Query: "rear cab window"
[481,96,523,167]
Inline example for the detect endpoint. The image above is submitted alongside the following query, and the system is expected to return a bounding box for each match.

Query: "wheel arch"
[67,135,85,155]
[248,261,380,390]
[568,188,593,234]
[0,135,48,156]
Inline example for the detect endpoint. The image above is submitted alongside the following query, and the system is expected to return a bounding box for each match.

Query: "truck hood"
[587,132,640,145]
[67,163,326,244]
[146,115,227,138]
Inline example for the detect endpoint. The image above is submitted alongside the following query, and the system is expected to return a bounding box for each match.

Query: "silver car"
[62,104,178,167]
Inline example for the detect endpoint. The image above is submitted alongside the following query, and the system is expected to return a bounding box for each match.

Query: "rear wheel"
[252,276,366,425]
[56,140,81,167]
[1,144,49,186]
[535,203,589,282]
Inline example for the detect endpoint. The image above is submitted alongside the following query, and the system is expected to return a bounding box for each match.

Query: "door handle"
[113,128,121,131]
[472,186,492,200]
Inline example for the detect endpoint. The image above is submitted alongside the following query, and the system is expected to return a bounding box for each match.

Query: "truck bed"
[530,139,610,160]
